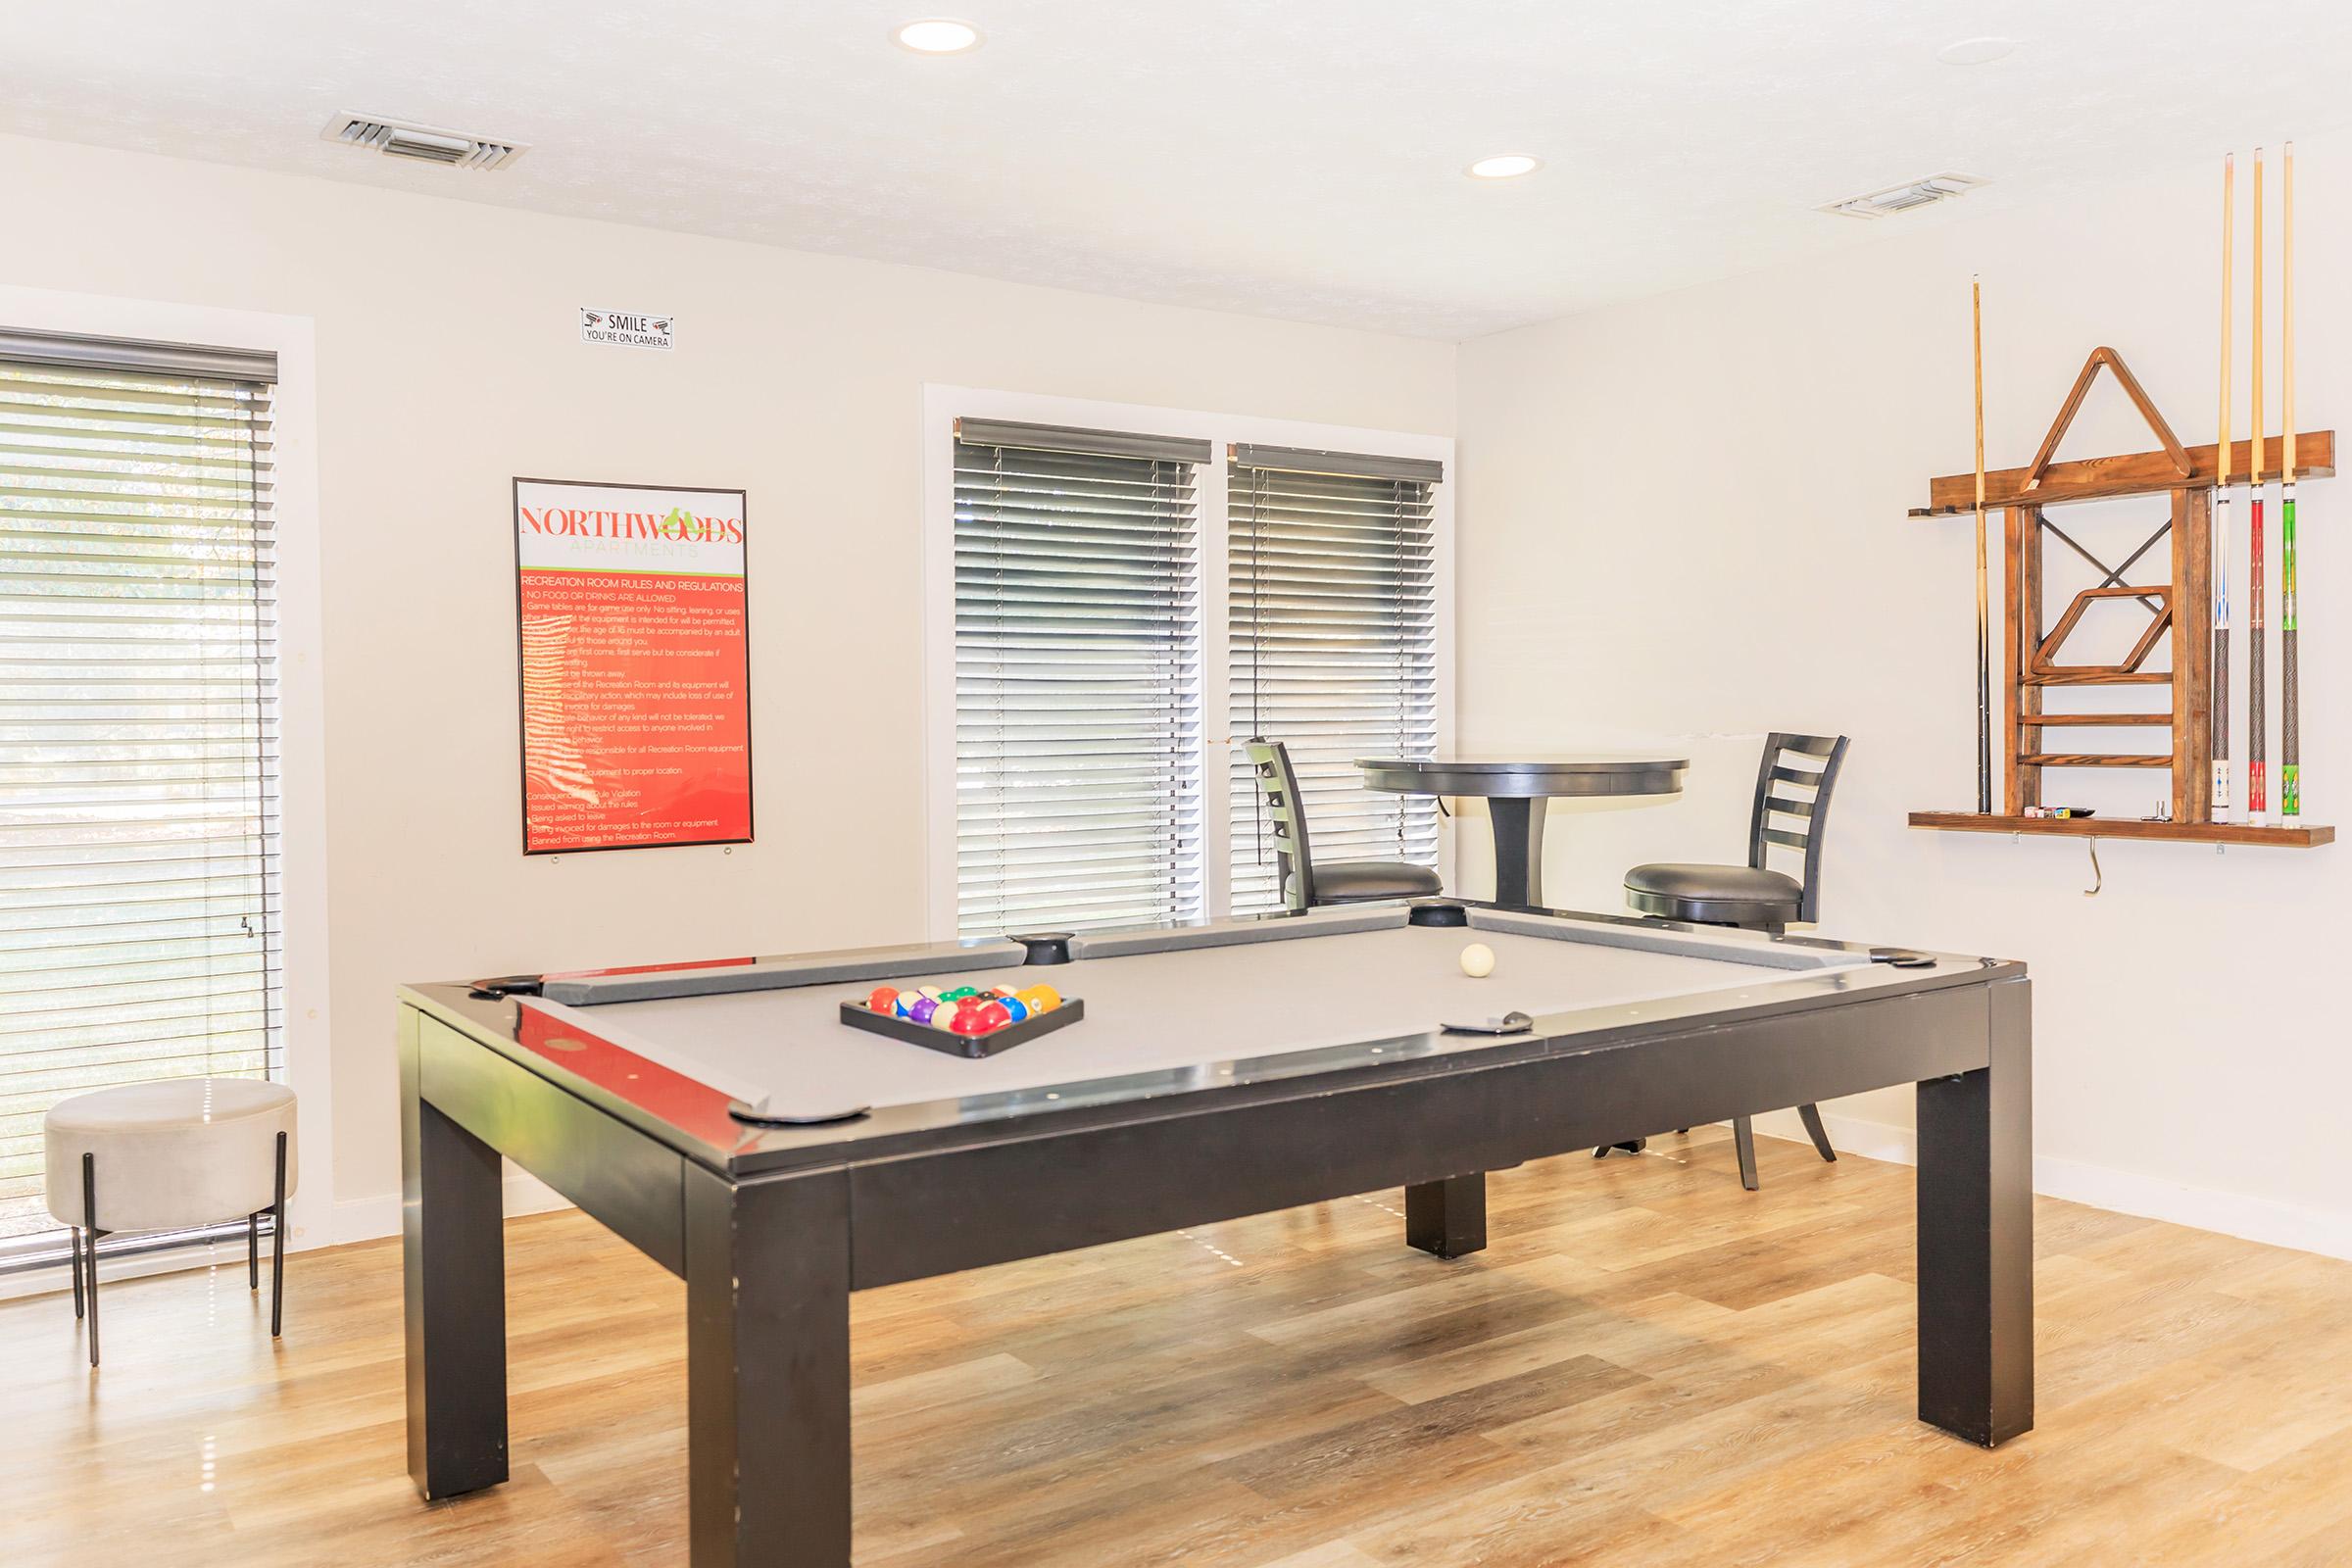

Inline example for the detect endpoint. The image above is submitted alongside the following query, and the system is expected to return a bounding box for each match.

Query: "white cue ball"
[1459,942,1496,978]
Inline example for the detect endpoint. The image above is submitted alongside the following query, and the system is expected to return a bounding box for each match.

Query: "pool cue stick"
[2214,154,2233,818]
[1973,275,1990,815]
[2250,147,2269,822]
[2282,141,2300,819]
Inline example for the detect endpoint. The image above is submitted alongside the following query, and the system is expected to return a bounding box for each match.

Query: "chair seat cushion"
[1624,862,1802,921]
[44,1078,298,1233]
[1298,859,1446,904]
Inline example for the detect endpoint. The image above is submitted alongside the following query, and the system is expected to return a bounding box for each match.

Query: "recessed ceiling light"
[895,18,983,54]
[1467,154,1543,180]
[1937,36,2017,66]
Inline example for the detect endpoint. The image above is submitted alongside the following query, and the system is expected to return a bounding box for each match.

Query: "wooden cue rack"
[1908,346,2335,848]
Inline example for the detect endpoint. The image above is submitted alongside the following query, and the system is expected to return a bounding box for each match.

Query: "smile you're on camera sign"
[579,307,675,350]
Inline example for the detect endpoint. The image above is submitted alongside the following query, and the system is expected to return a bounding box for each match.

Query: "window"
[951,419,1207,936]
[0,329,281,1250]
[1227,446,1441,915]
[937,396,1448,938]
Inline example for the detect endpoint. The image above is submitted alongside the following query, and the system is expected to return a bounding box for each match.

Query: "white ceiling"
[6,1,2349,339]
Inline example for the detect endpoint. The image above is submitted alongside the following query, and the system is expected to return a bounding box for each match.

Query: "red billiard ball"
[867,986,900,1015]
[947,1001,993,1036]
[973,1000,1011,1031]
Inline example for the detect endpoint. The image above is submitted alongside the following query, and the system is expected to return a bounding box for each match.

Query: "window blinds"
[953,421,1207,937]
[1228,447,1441,915]
[0,343,281,1245]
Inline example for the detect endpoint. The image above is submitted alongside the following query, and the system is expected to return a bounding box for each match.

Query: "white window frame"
[0,284,332,1263]
[920,384,1454,941]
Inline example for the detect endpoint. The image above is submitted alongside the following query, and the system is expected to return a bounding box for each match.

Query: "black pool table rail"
[400,900,2018,1181]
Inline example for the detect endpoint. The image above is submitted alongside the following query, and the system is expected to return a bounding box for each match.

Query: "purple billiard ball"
[906,997,940,1026]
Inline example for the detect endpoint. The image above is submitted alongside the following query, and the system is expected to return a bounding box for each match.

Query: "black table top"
[1354,756,1689,799]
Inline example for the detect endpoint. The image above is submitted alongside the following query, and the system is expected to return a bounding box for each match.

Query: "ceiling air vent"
[322,114,527,172]
[1819,172,1987,220]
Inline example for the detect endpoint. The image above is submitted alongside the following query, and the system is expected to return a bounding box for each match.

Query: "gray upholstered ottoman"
[43,1077,297,1366]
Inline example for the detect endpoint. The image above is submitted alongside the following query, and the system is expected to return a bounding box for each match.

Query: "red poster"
[514,478,753,853]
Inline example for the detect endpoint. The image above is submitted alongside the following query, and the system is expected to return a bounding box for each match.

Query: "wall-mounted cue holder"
[1906,344,2335,850]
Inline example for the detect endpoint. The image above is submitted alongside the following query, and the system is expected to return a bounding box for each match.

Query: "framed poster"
[514,477,754,854]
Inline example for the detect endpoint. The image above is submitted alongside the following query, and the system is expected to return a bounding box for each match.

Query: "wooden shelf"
[2016,753,2172,768]
[1910,429,2335,514]
[1909,810,2335,848]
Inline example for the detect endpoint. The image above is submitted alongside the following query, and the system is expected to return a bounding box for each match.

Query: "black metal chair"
[1618,733,1851,1191]
[1244,739,1444,910]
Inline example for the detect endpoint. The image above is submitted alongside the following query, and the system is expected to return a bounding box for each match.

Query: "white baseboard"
[0,1235,278,1300]
[1751,1107,2352,1263]
[2026,1151,2352,1262]
[329,1170,572,1246]
[465,1125,2348,1264]
[1749,1105,1918,1166]
[0,1174,575,1303]
[19,1118,2349,1302]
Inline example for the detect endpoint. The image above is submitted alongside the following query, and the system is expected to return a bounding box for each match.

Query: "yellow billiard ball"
[1459,943,1495,978]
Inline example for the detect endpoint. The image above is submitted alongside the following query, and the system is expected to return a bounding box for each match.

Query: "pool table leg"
[1404,1173,1487,1258]
[402,1012,510,1501]
[685,1164,852,1567]
[1915,976,2034,1447]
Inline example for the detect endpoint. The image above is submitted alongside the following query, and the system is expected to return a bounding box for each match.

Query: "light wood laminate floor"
[4,1127,2348,1566]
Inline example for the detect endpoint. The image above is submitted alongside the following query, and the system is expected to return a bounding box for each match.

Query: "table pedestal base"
[1488,797,1549,909]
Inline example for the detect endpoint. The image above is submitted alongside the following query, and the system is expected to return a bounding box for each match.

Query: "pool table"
[400,900,2032,1567]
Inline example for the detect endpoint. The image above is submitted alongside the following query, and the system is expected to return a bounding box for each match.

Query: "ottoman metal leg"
[81,1152,101,1368]
[249,1211,260,1290]
[70,1227,84,1319]
[270,1130,288,1338]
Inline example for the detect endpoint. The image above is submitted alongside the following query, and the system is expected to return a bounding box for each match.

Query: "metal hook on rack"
[2083,838,2103,897]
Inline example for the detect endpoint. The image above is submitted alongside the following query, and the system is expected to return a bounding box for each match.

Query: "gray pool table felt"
[522,922,1871,1120]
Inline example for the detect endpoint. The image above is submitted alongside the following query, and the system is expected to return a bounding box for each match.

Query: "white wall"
[0,133,1455,1238]
[15,120,2343,1264]
[1458,137,2352,1256]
